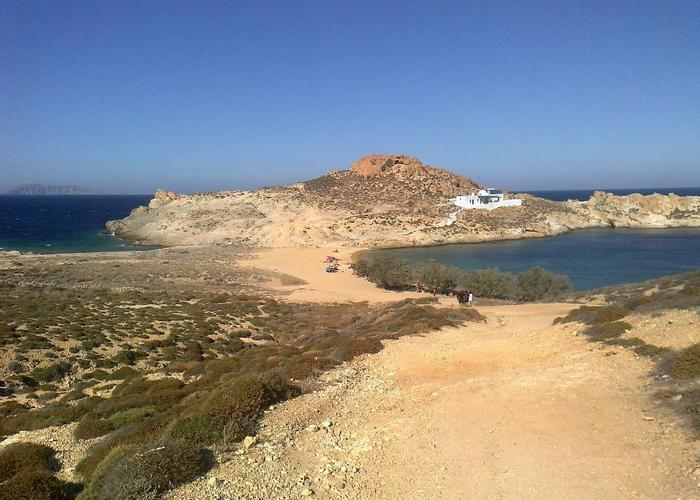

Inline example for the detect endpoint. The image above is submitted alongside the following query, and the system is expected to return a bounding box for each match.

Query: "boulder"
[349,154,419,177]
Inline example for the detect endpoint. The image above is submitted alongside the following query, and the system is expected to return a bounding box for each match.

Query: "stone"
[321,420,333,429]
[242,436,257,450]
[306,424,320,432]
[300,488,314,497]
[208,477,223,487]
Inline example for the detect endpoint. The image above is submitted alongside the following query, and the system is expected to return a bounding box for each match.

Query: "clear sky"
[1,1,699,194]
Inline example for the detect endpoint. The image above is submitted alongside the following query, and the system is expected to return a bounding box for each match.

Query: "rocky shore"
[106,155,700,249]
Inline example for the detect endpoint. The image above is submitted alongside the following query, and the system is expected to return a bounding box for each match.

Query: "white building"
[452,188,522,210]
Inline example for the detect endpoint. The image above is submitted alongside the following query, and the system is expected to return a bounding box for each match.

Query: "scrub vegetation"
[352,256,571,301]
[0,248,484,498]
[558,270,700,434]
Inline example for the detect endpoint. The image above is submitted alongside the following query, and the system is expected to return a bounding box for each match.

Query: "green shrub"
[29,362,72,383]
[3,469,81,500]
[0,401,29,417]
[114,350,137,366]
[169,414,221,445]
[516,267,571,301]
[75,413,114,440]
[583,321,632,340]
[0,398,100,438]
[0,442,57,481]
[606,338,670,358]
[667,343,700,379]
[106,407,157,430]
[203,373,296,441]
[75,415,170,483]
[415,259,461,293]
[554,305,629,325]
[353,257,414,290]
[354,256,570,300]
[0,442,79,499]
[80,442,211,500]
[463,268,519,300]
[180,341,203,362]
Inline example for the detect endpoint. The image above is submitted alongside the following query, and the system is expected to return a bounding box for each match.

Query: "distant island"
[3,183,110,195]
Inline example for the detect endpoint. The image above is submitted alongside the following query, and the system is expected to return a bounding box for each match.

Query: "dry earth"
[2,246,698,499]
[243,247,424,303]
[168,303,700,500]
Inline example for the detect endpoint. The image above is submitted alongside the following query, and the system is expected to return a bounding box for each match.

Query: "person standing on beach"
[467,290,474,307]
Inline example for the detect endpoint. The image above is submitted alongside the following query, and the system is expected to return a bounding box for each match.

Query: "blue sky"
[1,0,698,193]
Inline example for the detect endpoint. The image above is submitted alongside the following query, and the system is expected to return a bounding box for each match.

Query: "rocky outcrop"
[350,154,421,176]
[106,155,700,249]
[578,191,700,227]
[148,189,181,209]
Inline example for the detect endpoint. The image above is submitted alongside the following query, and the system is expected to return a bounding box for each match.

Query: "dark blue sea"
[521,187,700,201]
[0,195,152,253]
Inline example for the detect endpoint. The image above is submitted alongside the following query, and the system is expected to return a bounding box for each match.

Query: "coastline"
[104,182,700,251]
[1,236,699,499]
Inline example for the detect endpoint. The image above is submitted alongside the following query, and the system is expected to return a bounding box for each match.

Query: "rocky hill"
[106,155,700,248]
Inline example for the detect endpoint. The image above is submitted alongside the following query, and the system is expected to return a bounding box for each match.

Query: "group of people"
[455,289,474,306]
[324,255,340,273]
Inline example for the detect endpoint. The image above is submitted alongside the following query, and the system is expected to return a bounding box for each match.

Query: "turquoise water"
[369,228,700,291]
[0,195,153,253]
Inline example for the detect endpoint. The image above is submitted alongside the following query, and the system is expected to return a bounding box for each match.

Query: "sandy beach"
[246,247,425,303]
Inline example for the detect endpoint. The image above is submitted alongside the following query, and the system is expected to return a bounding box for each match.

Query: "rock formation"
[106,155,700,249]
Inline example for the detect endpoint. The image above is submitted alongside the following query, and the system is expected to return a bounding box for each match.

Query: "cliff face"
[106,156,700,249]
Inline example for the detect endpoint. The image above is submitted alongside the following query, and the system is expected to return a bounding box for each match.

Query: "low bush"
[29,362,72,383]
[3,469,81,499]
[79,442,211,500]
[606,338,670,359]
[0,442,57,481]
[203,372,297,441]
[0,442,79,499]
[416,260,462,293]
[461,268,518,300]
[554,305,630,325]
[0,401,29,418]
[666,343,700,379]
[169,414,221,445]
[582,321,632,340]
[516,267,571,301]
[353,256,570,301]
[75,413,114,440]
[106,407,157,430]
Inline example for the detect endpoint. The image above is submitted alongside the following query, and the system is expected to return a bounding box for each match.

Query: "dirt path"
[169,303,699,499]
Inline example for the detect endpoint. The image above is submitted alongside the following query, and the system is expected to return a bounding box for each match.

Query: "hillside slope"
[106,154,700,248]
[168,302,699,499]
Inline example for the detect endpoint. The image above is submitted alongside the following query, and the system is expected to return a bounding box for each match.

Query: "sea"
[1,190,699,290]
[0,195,153,253]
[520,187,700,201]
[370,186,700,291]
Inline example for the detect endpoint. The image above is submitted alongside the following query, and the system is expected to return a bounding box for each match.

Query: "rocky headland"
[106,155,700,249]
[106,154,700,249]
